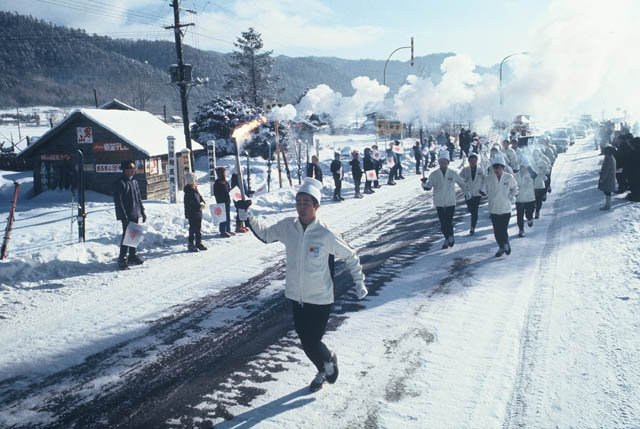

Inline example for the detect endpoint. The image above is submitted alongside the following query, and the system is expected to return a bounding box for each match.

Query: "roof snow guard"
[20,109,190,158]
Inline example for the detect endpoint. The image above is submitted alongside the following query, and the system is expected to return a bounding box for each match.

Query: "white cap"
[185,172,197,185]
[438,150,450,161]
[297,177,323,203]
[492,153,507,167]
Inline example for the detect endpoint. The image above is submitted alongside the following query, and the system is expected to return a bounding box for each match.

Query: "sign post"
[167,136,177,204]
[76,150,86,242]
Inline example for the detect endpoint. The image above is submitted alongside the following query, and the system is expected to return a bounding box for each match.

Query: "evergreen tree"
[224,28,280,107]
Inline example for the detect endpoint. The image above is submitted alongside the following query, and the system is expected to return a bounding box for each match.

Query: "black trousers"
[534,188,546,213]
[515,201,535,230]
[490,213,511,247]
[436,205,455,239]
[395,163,403,179]
[291,300,332,372]
[354,175,362,194]
[333,174,342,198]
[465,196,481,229]
[119,218,138,259]
[188,215,202,244]
[415,158,422,174]
[545,172,552,192]
[388,165,398,183]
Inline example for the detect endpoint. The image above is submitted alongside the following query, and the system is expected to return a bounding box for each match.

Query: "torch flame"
[232,116,268,142]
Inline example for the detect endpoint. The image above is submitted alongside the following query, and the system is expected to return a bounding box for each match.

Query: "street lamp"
[499,51,528,105]
[383,37,414,86]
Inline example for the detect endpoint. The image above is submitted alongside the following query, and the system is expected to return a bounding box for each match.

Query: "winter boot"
[448,236,455,247]
[504,242,512,255]
[387,180,396,185]
[188,243,199,252]
[518,229,525,237]
[309,371,326,392]
[527,219,533,227]
[325,353,339,384]
[534,210,540,219]
[600,195,611,210]
[441,239,449,250]
[339,196,345,201]
[117,258,129,270]
[128,253,144,265]
[495,247,505,257]
[196,242,208,251]
[469,228,475,235]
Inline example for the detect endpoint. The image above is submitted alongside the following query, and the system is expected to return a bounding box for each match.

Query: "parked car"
[573,125,587,138]
[559,127,576,145]
[551,129,570,153]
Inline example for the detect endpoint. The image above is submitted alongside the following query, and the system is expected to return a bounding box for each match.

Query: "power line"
[35,0,171,27]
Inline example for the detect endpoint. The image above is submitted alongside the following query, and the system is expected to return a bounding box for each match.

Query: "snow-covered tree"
[191,96,289,159]
[224,27,280,107]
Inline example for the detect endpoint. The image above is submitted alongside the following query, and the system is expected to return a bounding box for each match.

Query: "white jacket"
[459,166,485,197]
[515,169,536,203]
[532,158,550,189]
[484,171,519,214]
[425,167,468,207]
[248,215,365,305]
[504,147,518,170]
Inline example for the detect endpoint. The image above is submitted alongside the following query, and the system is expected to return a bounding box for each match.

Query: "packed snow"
[0,134,638,427]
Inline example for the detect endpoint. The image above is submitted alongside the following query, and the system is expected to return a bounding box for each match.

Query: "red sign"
[41,154,71,161]
[93,142,129,152]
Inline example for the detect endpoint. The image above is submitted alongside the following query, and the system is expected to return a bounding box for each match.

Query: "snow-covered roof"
[20,109,190,158]
[98,98,138,111]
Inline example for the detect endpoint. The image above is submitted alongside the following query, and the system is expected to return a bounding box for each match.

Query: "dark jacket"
[113,174,144,221]
[184,185,205,219]
[214,178,231,204]
[307,163,323,182]
[363,153,375,172]
[413,145,423,160]
[598,155,616,193]
[349,158,363,179]
[330,159,343,178]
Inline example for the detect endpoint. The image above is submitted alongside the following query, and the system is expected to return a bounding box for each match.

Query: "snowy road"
[1,136,639,428]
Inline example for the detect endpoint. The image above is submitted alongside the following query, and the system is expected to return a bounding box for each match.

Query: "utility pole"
[166,0,195,169]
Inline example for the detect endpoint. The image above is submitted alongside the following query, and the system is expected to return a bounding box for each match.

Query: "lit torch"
[231,116,267,200]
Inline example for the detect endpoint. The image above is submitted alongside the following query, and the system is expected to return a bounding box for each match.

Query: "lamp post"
[500,51,528,105]
[383,37,414,86]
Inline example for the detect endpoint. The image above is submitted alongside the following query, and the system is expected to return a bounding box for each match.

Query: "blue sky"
[2,0,551,66]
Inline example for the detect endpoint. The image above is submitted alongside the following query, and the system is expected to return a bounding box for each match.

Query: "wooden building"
[19,109,192,199]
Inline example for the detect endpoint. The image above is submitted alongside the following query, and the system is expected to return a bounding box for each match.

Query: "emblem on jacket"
[309,247,320,257]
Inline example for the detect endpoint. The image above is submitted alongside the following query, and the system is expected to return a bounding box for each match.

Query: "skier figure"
[213,167,235,238]
[413,141,423,174]
[598,145,616,210]
[363,148,376,194]
[459,153,485,235]
[349,151,364,198]
[113,160,146,270]
[238,177,367,392]
[484,153,519,257]
[330,152,344,202]
[514,157,537,237]
[422,150,469,249]
[532,149,550,219]
[183,172,207,251]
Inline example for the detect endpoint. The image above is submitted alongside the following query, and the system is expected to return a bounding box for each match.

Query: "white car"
[551,129,570,153]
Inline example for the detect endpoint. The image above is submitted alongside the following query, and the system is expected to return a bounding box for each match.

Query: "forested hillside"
[0,11,465,115]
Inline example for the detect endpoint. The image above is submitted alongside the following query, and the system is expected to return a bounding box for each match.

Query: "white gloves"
[355,283,368,300]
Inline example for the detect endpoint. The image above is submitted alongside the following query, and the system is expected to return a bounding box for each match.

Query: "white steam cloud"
[268,104,297,121]
[296,76,389,126]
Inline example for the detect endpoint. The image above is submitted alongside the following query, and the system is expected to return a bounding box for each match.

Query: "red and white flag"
[122,222,146,248]
[387,157,395,167]
[392,144,403,154]
[365,170,376,181]
[372,150,381,160]
[210,203,227,225]
[253,184,267,196]
[229,186,243,202]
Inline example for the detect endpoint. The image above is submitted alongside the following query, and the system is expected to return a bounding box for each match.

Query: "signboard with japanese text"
[92,142,129,152]
[77,127,93,144]
[95,164,121,173]
[40,154,71,161]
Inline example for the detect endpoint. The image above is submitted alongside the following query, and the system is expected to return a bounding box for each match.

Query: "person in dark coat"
[598,145,616,210]
[113,160,146,269]
[213,167,234,238]
[624,137,640,202]
[349,151,363,198]
[413,141,423,174]
[445,132,455,161]
[363,148,375,194]
[458,128,467,159]
[183,173,207,251]
[231,172,249,233]
[371,145,382,188]
[307,155,323,183]
[330,152,344,201]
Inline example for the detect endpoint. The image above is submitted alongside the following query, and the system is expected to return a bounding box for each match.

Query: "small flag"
[229,186,243,201]
[210,203,227,225]
[422,147,429,155]
[387,157,395,167]
[122,222,146,248]
[372,150,381,160]
[392,144,403,154]
[253,184,267,196]
[365,169,376,181]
